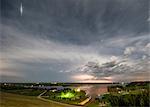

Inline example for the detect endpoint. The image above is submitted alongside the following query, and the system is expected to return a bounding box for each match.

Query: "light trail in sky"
[20,3,23,16]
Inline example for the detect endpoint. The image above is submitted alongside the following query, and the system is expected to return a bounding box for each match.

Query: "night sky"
[0,0,149,82]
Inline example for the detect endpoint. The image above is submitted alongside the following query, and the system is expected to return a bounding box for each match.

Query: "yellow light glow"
[76,88,80,92]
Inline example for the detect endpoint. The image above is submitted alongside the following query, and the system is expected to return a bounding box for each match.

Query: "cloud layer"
[0,0,149,82]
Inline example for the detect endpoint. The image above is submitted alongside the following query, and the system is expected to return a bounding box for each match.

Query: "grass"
[1,88,44,96]
[0,91,72,107]
[87,101,99,107]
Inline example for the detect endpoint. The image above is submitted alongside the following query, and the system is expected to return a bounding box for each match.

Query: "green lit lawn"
[60,91,75,98]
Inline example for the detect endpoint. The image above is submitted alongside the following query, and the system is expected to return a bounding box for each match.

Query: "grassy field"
[0,92,72,107]
[1,89,44,96]
[0,85,45,96]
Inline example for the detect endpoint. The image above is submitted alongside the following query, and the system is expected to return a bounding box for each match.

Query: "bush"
[103,90,149,107]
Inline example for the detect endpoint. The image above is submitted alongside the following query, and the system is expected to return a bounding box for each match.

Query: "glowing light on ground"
[60,92,75,98]
[75,88,80,92]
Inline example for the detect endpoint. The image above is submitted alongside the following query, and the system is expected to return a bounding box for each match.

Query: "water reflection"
[74,84,111,96]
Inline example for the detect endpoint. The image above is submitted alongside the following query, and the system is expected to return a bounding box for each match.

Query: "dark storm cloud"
[0,0,149,82]
[1,0,148,45]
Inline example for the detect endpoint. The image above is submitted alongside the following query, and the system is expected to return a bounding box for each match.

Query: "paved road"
[37,90,82,107]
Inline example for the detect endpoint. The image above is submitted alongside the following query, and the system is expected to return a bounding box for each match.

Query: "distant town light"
[53,82,57,84]
[121,82,124,85]
[52,89,57,92]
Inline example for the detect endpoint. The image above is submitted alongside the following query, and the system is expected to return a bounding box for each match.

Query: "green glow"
[60,92,75,98]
